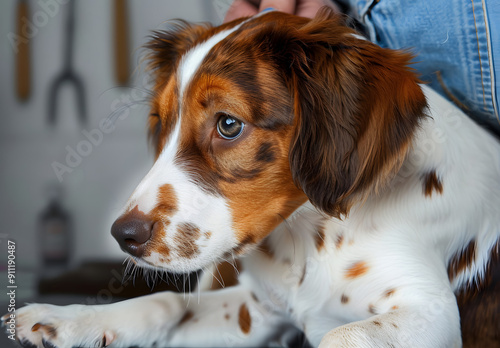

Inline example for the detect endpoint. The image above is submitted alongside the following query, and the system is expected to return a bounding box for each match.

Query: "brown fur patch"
[209,260,241,290]
[156,184,178,215]
[457,240,500,347]
[448,240,476,281]
[178,310,194,326]
[341,294,349,304]
[422,170,443,197]
[315,224,326,251]
[175,223,201,258]
[225,314,230,320]
[279,9,427,217]
[238,303,252,334]
[345,261,369,279]
[373,320,382,327]
[335,234,344,249]
[31,324,58,340]
[384,288,396,298]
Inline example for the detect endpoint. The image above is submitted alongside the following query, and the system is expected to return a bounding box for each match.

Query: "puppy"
[5,9,500,348]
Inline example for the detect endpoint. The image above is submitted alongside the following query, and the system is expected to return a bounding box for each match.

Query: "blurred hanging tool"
[48,0,86,127]
[113,0,130,85]
[16,0,31,101]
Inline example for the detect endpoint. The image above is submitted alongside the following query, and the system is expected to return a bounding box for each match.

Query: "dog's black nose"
[111,206,153,258]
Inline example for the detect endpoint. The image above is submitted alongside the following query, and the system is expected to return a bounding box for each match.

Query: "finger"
[295,0,340,18]
[224,0,259,23]
[258,0,297,14]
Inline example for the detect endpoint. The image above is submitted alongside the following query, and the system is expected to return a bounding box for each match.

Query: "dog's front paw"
[2,303,114,348]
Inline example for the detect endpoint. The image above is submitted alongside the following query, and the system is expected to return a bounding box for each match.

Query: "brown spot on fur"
[345,261,369,279]
[209,260,241,290]
[368,304,377,315]
[31,323,42,332]
[175,223,201,258]
[335,234,344,249]
[384,288,396,297]
[422,170,443,197]
[341,294,349,304]
[204,231,212,239]
[44,326,57,339]
[156,184,178,215]
[315,224,326,251]
[448,239,476,281]
[178,310,194,326]
[373,320,382,327]
[238,303,252,334]
[225,314,230,320]
[391,305,399,311]
[391,323,398,328]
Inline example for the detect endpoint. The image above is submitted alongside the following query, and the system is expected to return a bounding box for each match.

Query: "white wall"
[0,0,230,268]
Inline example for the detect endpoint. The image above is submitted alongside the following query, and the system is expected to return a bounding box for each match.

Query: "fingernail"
[261,7,275,12]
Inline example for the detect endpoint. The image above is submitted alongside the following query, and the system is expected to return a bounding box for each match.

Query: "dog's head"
[111,9,426,273]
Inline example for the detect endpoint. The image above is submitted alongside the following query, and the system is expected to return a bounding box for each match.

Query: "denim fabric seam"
[481,0,500,124]
[471,1,488,113]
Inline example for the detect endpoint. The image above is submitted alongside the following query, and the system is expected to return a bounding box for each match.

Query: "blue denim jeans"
[343,0,500,134]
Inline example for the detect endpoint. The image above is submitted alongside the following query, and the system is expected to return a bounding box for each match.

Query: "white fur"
[178,23,244,100]
[121,99,236,274]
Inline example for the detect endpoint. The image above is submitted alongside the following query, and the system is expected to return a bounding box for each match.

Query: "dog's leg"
[3,285,295,348]
[318,287,462,348]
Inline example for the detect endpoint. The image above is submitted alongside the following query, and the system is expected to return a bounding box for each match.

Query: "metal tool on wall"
[114,0,130,85]
[16,0,30,101]
[47,0,86,126]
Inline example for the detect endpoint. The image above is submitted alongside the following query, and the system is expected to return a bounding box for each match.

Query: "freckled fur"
[238,304,251,334]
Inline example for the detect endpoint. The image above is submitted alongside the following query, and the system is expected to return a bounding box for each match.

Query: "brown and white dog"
[5,9,500,348]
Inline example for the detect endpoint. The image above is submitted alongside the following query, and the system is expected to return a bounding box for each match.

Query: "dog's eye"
[216,113,244,140]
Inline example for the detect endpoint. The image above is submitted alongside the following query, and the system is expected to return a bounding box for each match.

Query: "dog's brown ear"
[279,10,427,217]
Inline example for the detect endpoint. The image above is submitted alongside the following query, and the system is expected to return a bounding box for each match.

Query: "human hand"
[223,0,340,23]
